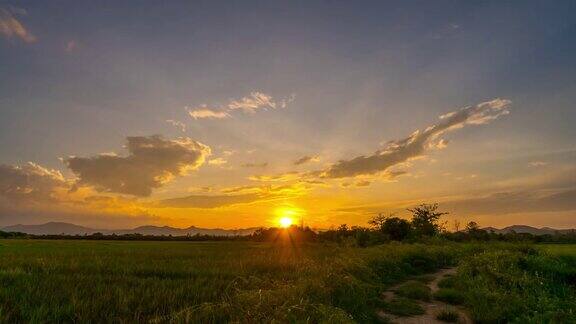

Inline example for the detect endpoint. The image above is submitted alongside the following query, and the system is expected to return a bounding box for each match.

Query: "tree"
[465,221,480,233]
[408,203,448,237]
[370,213,411,241]
[466,221,488,240]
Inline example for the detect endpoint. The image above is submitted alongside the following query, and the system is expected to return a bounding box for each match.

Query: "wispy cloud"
[320,99,511,179]
[529,161,548,167]
[187,106,230,120]
[65,135,211,196]
[241,162,268,168]
[208,157,227,166]
[166,119,186,132]
[293,155,320,165]
[0,7,36,43]
[249,171,301,182]
[187,91,294,120]
[227,92,292,113]
[158,182,308,208]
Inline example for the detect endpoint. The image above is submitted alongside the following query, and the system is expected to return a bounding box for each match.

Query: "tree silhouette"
[408,203,448,237]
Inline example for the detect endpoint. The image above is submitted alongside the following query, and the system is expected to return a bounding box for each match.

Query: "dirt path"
[377,268,472,324]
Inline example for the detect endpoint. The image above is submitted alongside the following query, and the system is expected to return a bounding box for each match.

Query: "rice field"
[0,240,574,323]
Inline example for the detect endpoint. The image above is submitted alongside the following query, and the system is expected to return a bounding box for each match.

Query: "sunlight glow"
[279,216,293,228]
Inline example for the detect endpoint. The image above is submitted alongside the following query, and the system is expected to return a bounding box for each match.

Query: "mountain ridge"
[1,222,258,236]
[482,225,575,235]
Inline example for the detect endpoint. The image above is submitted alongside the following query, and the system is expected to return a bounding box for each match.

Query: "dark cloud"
[65,135,211,196]
[0,162,66,203]
[293,155,320,165]
[321,99,511,178]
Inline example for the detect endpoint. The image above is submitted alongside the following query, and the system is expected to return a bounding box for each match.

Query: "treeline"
[2,203,576,244]
[316,203,576,246]
[0,231,241,241]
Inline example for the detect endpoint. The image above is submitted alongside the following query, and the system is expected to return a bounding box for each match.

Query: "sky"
[1,0,575,230]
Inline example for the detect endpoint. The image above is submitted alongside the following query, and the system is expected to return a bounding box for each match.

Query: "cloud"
[249,171,301,182]
[0,162,66,203]
[157,193,266,208]
[321,99,511,178]
[241,162,268,168]
[529,161,548,167]
[166,119,186,132]
[65,135,211,196]
[187,92,294,120]
[188,107,230,120]
[208,157,227,166]
[227,92,278,113]
[294,155,320,165]
[158,182,308,208]
[0,7,36,43]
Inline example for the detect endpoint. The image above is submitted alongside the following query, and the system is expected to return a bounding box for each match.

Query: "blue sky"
[1,1,575,228]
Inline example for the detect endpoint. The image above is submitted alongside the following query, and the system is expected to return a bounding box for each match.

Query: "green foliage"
[370,214,412,241]
[413,274,435,283]
[433,288,465,305]
[437,275,457,288]
[1,240,574,322]
[436,308,459,322]
[383,297,425,316]
[449,245,576,323]
[0,240,466,323]
[408,203,448,237]
[394,280,431,301]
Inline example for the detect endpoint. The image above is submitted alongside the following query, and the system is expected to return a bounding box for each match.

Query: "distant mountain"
[482,225,575,235]
[1,222,258,236]
[2,222,98,235]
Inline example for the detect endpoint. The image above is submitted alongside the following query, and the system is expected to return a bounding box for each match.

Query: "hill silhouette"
[2,222,258,236]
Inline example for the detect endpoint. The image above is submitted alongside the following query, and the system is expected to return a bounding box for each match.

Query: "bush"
[433,288,465,305]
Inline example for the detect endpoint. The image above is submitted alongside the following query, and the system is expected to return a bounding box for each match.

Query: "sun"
[279,216,293,228]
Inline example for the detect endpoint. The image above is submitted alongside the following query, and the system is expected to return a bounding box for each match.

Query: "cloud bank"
[65,135,211,196]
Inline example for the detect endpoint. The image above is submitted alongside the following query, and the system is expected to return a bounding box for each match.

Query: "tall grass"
[1,240,574,322]
[453,245,576,323]
[0,240,472,323]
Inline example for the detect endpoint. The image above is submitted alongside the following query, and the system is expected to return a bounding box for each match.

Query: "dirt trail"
[377,268,472,324]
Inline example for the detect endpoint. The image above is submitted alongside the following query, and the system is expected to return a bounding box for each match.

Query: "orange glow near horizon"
[279,217,293,228]
[275,206,303,228]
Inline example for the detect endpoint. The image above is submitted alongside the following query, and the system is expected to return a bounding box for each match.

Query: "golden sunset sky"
[1,1,575,229]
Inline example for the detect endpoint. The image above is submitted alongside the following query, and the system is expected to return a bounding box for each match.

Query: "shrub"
[433,288,464,305]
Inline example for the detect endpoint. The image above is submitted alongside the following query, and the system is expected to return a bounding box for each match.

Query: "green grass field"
[0,240,575,323]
